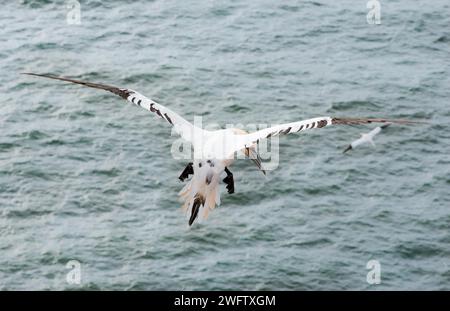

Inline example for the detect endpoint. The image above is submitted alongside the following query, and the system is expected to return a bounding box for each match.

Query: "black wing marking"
[23,73,197,141]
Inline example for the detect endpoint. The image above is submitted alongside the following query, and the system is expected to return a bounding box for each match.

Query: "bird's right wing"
[23,73,202,143]
[226,116,423,157]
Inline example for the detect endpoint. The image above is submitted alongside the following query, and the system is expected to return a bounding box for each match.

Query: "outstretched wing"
[23,73,200,142]
[227,116,422,155]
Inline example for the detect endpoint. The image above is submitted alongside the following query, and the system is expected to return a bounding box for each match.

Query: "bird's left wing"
[23,73,200,143]
[226,116,422,156]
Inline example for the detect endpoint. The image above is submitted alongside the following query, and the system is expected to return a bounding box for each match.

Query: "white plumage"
[343,123,391,153]
[24,73,421,226]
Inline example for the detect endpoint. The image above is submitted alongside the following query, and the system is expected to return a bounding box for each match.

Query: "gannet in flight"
[343,123,391,153]
[24,73,420,226]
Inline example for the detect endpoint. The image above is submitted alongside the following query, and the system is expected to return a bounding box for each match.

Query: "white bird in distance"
[343,123,391,153]
[24,73,422,226]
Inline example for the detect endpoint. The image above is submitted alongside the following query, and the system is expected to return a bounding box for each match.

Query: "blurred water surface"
[0,0,449,290]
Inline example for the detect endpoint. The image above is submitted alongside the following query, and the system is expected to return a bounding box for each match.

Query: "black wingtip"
[22,72,38,77]
[343,145,352,153]
[21,72,132,99]
[21,72,61,80]
[380,123,391,129]
[21,72,46,77]
[332,117,429,125]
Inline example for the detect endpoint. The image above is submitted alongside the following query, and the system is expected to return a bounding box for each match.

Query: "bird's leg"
[223,167,235,194]
[178,162,194,181]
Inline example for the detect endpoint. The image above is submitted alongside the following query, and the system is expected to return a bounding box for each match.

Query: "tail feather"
[214,185,221,206]
[179,182,192,212]
[203,188,218,219]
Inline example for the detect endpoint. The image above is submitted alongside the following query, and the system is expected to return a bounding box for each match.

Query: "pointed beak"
[247,148,266,175]
[251,154,266,175]
[205,173,213,185]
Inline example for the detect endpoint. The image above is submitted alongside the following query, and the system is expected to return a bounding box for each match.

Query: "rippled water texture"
[0,0,449,290]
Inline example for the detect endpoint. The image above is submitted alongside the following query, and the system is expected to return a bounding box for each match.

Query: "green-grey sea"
[0,0,449,290]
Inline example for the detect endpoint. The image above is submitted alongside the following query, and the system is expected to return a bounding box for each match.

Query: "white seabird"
[343,123,391,153]
[24,73,421,226]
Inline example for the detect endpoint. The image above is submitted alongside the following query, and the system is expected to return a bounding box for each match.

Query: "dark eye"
[198,162,202,168]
